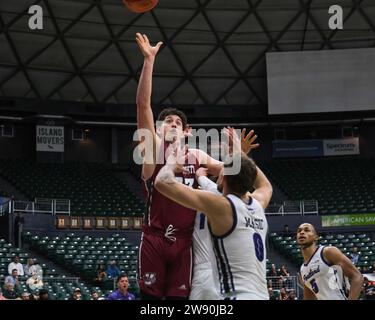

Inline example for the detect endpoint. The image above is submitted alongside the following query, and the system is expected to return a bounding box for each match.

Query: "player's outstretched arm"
[323,246,364,300]
[135,33,163,180]
[250,165,273,209]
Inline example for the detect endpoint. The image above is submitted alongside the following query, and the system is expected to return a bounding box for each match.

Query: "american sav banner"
[322,213,375,227]
[36,126,64,152]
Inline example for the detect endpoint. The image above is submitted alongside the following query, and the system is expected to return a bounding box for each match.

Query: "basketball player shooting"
[135,32,232,300]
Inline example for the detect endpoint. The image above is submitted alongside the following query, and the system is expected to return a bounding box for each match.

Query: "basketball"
[123,0,159,13]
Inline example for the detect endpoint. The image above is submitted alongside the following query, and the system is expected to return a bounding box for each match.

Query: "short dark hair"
[117,274,128,283]
[157,108,187,130]
[224,153,257,195]
[39,289,49,296]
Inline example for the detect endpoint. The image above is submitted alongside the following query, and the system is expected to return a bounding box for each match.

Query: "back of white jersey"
[300,246,350,300]
[212,194,268,300]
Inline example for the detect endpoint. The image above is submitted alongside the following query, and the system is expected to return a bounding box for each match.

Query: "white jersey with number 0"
[212,194,268,300]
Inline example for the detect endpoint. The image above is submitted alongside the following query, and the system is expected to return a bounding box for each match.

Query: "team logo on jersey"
[303,265,320,282]
[177,284,187,291]
[144,273,156,285]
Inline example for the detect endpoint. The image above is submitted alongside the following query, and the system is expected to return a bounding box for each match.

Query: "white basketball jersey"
[193,176,220,267]
[193,212,216,266]
[300,246,350,300]
[191,177,220,299]
[211,194,268,300]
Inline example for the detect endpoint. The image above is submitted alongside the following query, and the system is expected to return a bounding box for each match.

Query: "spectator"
[279,265,292,288]
[7,256,24,276]
[279,287,289,300]
[372,262,375,273]
[276,277,285,291]
[91,290,104,300]
[267,264,280,287]
[362,266,369,274]
[69,288,82,300]
[13,212,24,248]
[268,287,278,300]
[38,289,49,300]
[363,277,375,300]
[21,292,30,300]
[267,264,279,277]
[107,274,136,300]
[0,288,8,300]
[267,279,273,289]
[3,283,19,299]
[350,247,360,265]
[279,265,290,277]
[94,263,107,287]
[26,272,44,291]
[106,260,121,279]
[283,224,292,236]
[24,258,38,276]
[5,269,20,290]
[287,289,298,300]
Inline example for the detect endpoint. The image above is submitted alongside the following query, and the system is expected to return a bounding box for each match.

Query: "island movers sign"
[36,126,64,152]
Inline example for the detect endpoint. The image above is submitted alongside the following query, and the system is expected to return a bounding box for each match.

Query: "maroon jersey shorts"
[138,229,193,298]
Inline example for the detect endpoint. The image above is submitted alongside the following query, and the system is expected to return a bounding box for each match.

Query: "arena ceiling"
[0,0,374,113]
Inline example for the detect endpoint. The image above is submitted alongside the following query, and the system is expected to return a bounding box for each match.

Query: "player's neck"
[301,243,318,264]
[224,187,247,201]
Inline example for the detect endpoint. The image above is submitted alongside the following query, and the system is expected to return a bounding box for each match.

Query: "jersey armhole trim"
[320,246,333,267]
[211,196,238,239]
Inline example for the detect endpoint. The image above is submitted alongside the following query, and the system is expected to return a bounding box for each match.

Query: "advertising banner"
[272,140,323,158]
[36,126,64,152]
[323,138,360,156]
[322,213,375,227]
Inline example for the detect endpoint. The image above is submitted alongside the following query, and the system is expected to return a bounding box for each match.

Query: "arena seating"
[22,232,139,295]
[263,158,375,215]
[0,159,144,217]
[0,238,99,300]
[269,232,375,273]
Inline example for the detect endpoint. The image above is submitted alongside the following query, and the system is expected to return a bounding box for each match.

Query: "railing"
[266,275,300,299]
[266,200,318,216]
[0,197,11,216]
[12,198,71,215]
[0,276,80,287]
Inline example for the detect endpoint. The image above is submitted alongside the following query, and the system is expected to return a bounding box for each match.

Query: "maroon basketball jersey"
[142,143,199,233]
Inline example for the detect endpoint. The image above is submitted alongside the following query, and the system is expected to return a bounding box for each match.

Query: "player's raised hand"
[136,33,163,59]
[183,124,193,138]
[241,129,260,155]
[222,126,241,155]
[165,142,189,173]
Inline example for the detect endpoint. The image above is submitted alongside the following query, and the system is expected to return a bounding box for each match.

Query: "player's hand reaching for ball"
[136,33,163,59]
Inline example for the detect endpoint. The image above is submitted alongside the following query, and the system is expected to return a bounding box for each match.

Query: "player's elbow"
[351,271,364,287]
